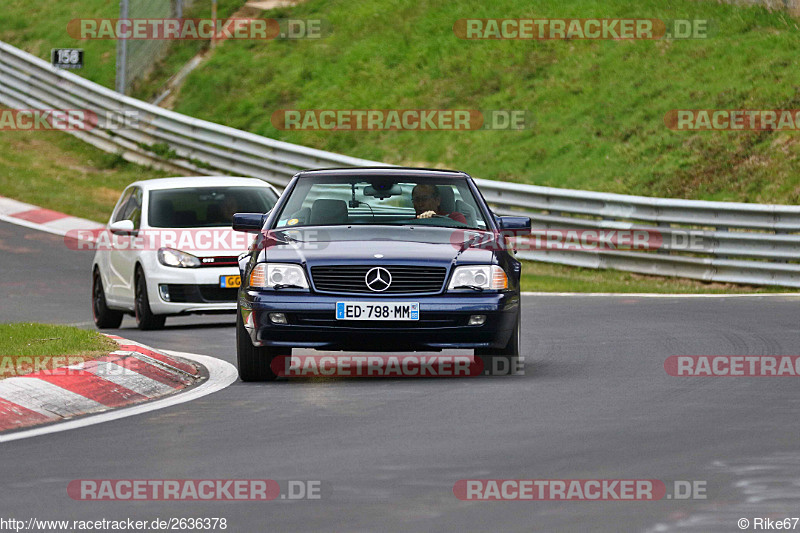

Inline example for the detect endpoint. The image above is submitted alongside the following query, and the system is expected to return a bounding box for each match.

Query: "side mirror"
[495,216,531,234]
[109,219,135,235]
[232,212,268,232]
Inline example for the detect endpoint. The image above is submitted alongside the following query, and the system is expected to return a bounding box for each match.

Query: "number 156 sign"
[51,48,83,69]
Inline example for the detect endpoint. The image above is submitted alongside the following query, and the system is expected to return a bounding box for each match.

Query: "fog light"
[468,315,486,326]
[158,284,170,302]
[269,313,287,324]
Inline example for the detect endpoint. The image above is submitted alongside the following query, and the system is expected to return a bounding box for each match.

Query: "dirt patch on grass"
[246,0,304,10]
[8,135,84,169]
[92,186,123,205]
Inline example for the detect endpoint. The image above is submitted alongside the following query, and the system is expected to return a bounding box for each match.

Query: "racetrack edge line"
[521,291,800,298]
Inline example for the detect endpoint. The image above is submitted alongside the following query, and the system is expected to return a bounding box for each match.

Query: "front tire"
[92,271,123,329]
[134,268,166,330]
[236,311,281,382]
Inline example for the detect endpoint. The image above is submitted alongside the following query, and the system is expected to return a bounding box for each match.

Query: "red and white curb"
[0,335,204,434]
[0,195,103,237]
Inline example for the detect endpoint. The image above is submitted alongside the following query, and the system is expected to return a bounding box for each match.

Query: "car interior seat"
[309,199,348,225]
[437,186,457,215]
[455,199,477,227]
[288,207,311,225]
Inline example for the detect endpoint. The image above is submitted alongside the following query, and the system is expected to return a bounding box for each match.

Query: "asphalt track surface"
[2,219,800,532]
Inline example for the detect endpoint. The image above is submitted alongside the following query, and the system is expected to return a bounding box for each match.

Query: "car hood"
[259,226,498,267]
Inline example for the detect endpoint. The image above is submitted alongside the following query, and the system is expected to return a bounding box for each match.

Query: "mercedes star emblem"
[365,267,392,292]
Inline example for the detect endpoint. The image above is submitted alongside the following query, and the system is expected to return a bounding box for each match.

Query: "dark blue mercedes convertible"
[232,167,531,381]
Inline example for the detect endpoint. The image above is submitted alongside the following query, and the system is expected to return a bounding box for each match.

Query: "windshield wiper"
[273,284,305,289]
[452,284,484,292]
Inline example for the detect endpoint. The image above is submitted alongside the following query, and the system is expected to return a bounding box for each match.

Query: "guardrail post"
[656,222,670,255]
[114,0,129,94]
[715,227,729,259]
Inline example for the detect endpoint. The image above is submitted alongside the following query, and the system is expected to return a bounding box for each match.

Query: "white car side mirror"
[109,219,135,235]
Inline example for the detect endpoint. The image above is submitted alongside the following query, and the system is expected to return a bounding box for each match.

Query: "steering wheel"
[416,211,447,220]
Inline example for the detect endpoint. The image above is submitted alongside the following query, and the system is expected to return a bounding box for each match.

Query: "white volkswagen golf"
[91,177,279,330]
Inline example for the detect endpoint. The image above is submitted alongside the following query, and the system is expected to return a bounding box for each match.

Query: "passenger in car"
[411,184,467,223]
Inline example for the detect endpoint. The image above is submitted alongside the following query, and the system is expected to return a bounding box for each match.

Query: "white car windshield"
[149,186,277,228]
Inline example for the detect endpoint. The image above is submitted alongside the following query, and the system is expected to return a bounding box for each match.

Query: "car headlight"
[448,265,508,291]
[249,263,309,289]
[157,248,201,268]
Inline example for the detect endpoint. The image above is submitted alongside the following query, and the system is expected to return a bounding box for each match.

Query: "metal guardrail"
[2,39,799,287]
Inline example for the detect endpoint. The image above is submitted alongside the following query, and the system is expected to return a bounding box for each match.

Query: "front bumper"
[145,261,239,315]
[240,291,520,351]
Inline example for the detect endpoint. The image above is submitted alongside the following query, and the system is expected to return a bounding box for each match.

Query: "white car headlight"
[448,265,508,291]
[157,247,201,268]
[249,263,309,289]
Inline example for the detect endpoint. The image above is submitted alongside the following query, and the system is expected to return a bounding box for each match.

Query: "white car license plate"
[220,275,241,288]
[336,302,419,321]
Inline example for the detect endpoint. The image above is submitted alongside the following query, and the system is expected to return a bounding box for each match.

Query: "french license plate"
[336,302,419,321]
[220,275,241,288]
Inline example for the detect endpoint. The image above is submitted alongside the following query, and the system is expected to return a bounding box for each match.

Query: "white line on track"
[0,214,72,237]
[522,291,800,298]
[0,351,238,444]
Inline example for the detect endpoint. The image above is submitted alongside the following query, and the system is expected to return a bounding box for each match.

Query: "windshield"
[273,176,488,230]
[148,186,278,228]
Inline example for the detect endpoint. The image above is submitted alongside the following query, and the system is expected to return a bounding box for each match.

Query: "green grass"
[125,1,252,101]
[5,0,799,203]
[0,128,167,222]
[0,323,116,378]
[0,0,247,97]
[0,0,120,88]
[167,0,800,204]
[0,322,115,356]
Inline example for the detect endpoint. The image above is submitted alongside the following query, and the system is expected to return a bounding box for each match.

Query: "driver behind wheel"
[411,184,467,223]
